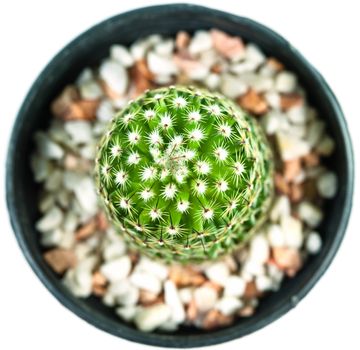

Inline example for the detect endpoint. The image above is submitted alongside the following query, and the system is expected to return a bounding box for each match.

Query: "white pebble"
[164,280,186,323]
[249,234,270,264]
[267,264,284,286]
[245,44,266,67]
[36,206,63,232]
[188,65,210,81]
[275,71,297,93]
[39,193,55,213]
[134,304,171,332]
[108,280,139,306]
[223,275,246,297]
[306,120,325,147]
[306,231,322,254]
[96,100,114,122]
[34,132,64,160]
[264,91,281,109]
[130,271,162,294]
[103,240,127,261]
[100,256,131,282]
[205,73,221,90]
[147,51,178,76]
[204,262,230,286]
[215,296,243,316]
[317,171,338,198]
[45,169,63,192]
[65,121,93,144]
[135,257,168,281]
[188,30,213,56]
[194,286,218,312]
[281,216,303,249]
[276,132,311,161]
[76,68,93,85]
[62,211,78,233]
[73,177,98,216]
[58,230,76,249]
[261,111,281,135]
[220,74,248,99]
[40,228,63,247]
[298,201,323,228]
[242,259,265,277]
[255,275,273,292]
[266,224,285,247]
[158,321,179,332]
[79,80,103,100]
[31,155,52,183]
[116,305,138,322]
[63,269,90,298]
[110,45,134,67]
[154,39,175,57]
[63,258,95,298]
[241,73,273,92]
[99,59,128,95]
[178,288,193,304]
[230,60,258,74]
[287,105,307,124]
[316,135,335,156]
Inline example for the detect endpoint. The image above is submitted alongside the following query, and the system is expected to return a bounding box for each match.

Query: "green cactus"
[95,86,274,263]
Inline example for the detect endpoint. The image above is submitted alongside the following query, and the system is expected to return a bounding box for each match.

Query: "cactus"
[95,86,274,263]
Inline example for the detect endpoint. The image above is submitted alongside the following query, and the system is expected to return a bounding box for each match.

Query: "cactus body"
[96,86,273,263]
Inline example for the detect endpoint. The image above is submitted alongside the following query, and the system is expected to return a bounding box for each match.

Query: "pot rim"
[6,3,354,348]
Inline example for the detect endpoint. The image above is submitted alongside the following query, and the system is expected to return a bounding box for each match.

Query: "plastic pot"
[6,4,354,348]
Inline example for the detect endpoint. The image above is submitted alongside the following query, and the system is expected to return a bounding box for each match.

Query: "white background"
[1,1,359,349]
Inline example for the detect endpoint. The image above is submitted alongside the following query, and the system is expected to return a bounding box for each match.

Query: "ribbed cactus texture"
[96,86,273,263]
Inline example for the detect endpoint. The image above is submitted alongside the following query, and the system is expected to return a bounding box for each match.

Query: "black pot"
[6,4,354,348]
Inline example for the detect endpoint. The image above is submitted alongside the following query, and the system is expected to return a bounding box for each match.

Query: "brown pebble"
[51,85,79,118]
[75,218,97,240]
[274,172,290,195]
[210,63,223,74]
[186,298,198,321]
[173,54,202,75]
[283,158,301,182]
[302,152,320,167]
[289,183,304,203]
[76,100,99,120]
[267,57,284,71]
[272,247,302,275]
[169,265,206,287]
[243,281,261,299]
[280,94,303,110]
[175,31,190,51]
[202,309,234,330]
[211,29,245,60]
[238,305,255,317]
[135,59,154,80]
[96,211,109,231]
[92,284,107,297]
[92,271,107,296]
[139,290,163,306]
[43,248,77,274]
[130,60,153,96]
[238,89,268,115]
[92,270,107,286]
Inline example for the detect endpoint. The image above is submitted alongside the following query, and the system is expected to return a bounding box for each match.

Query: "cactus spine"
[96,86,273,263]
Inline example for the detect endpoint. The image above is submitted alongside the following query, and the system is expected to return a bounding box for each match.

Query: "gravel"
[31,28,335,333]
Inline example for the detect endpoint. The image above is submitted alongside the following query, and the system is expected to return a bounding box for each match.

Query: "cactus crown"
[96,86,273,263]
